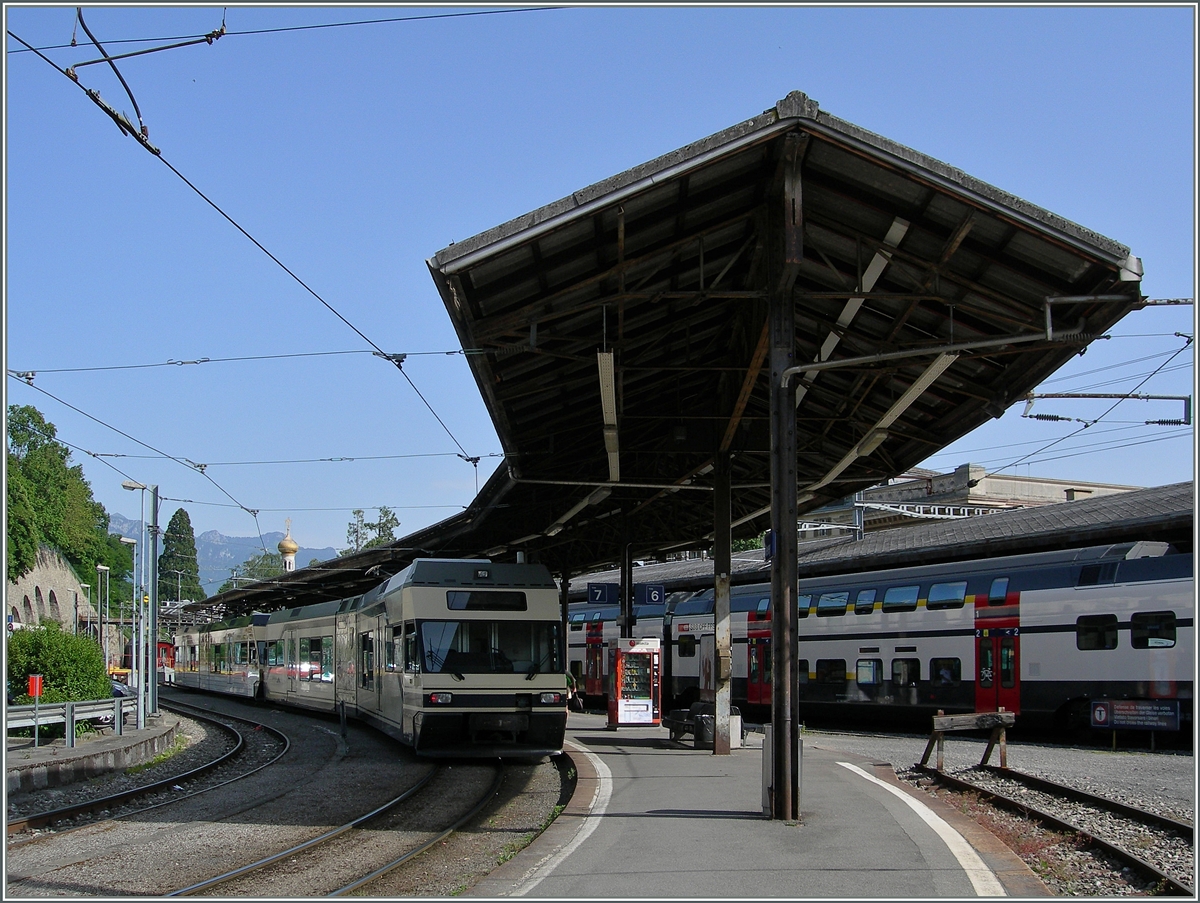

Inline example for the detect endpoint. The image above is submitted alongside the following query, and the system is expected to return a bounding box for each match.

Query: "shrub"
[7,623,110,738]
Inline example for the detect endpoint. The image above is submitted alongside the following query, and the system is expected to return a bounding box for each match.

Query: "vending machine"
[607,636,661,727]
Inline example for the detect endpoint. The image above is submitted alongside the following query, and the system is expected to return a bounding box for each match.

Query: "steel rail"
[167,764,443,896]
[915,764,1194,897]
[5,701,272,836]
[329,760,506,896]
[977,763,1194,842]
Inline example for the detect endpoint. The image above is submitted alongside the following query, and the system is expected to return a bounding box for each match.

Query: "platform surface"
[475,712,1045,898]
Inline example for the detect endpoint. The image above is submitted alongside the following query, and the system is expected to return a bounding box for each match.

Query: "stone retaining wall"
[6,720,178,795]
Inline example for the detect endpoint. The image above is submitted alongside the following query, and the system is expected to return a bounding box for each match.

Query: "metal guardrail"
[6,697,140,747]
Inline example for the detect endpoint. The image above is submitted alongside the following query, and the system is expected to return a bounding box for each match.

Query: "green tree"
[7,623,110,738]
[343,509,367,555]
[158,508,206,602]
[5,404,112,584]
[364,506,399,550]
[340,506,399,555]
[217,550,284,594]
[6,457,39,581]
[731,534,765,553]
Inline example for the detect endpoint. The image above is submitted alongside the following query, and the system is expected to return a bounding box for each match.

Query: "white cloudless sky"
[4,4,1195,563]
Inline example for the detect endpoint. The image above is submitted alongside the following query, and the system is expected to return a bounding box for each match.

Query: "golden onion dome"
[278,521,299,556]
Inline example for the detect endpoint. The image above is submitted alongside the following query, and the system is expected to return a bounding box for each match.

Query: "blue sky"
[4,4,1195,577]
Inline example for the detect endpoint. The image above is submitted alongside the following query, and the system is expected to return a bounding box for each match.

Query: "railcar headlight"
[428,692,453,704]
[539,692,564,704]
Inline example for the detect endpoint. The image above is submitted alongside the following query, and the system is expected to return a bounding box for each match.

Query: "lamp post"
[118,535,143,730]
[123,481,159,716]
[96,565,110,669]
[77,584,89,636]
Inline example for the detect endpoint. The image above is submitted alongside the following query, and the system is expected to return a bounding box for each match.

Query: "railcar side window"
[404,622,419,673]
[988,577,1009,605]
[386,627,399,672]
[882,585,919,613]
[978,642,993,688]
[854,589,876,615]
[891,658,919,686]
[323,637,334,681]
[816,591,850,617]
[930,657,961,686]
[301,637,330,680]
[678,635,697,657]
[856,659,883,686]
[797,594,812,618]
[360,632,375,689]
[999,637,1016,688]
[926,581,967,611]
[1131,611,1177,649]
[815,659,846,683]
[1076,614,1118,650]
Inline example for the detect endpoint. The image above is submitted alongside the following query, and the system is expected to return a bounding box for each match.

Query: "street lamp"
[96,565,110,669]
[122,481,159,717]
[118,535,144,730]
[78,584,89,636]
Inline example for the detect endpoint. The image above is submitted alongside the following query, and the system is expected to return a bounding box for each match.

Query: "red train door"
[974,577,1020,714]
[746,603,771,707]
[584,617,606,697]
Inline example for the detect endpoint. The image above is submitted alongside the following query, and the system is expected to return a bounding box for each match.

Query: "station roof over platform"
[192,91,1147,620]
[565,480,1195,595]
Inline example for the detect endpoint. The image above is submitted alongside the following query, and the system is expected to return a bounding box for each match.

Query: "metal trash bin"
[693,713,715,749]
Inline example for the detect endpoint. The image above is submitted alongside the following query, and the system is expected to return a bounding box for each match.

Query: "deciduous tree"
[217,550,284,594]
[5,405,126,592]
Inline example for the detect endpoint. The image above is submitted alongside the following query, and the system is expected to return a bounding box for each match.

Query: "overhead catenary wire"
[920,421,1163,464]
[930,428,1191,472]
[8,26,475,461]
[7,7,565,54]
[53,448,502,467]
[986,336,1194,477]
[72,8,147,136]
[9,347,480,376]
[7,373,271,555]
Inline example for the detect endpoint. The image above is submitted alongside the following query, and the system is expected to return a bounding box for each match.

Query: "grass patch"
[125,732,188,774]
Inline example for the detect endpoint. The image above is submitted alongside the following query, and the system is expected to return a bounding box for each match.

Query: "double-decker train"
[574,541,1193,732]
[566,591,691,702]
[173,559,568,757]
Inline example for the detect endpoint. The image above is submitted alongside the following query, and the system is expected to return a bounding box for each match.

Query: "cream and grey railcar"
[175,560,567,757]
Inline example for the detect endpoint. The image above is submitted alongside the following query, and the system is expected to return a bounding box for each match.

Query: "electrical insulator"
[1026,413,1071,422]
[1146,419,1186,426]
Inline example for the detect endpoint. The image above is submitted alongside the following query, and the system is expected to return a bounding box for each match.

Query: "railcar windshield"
[419,620,562,676]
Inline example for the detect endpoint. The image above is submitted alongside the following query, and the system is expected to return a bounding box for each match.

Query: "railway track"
[169,760,505,897]
[914,762,1194,896]
[6,700,289,839]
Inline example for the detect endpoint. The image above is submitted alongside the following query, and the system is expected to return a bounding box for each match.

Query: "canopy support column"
[713,450,732,755]
[769,131,804,820]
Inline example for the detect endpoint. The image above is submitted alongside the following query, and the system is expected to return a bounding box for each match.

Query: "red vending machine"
[607,637,661,727]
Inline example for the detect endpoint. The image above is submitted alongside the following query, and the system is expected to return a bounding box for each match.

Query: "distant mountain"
[108,513,339,598]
